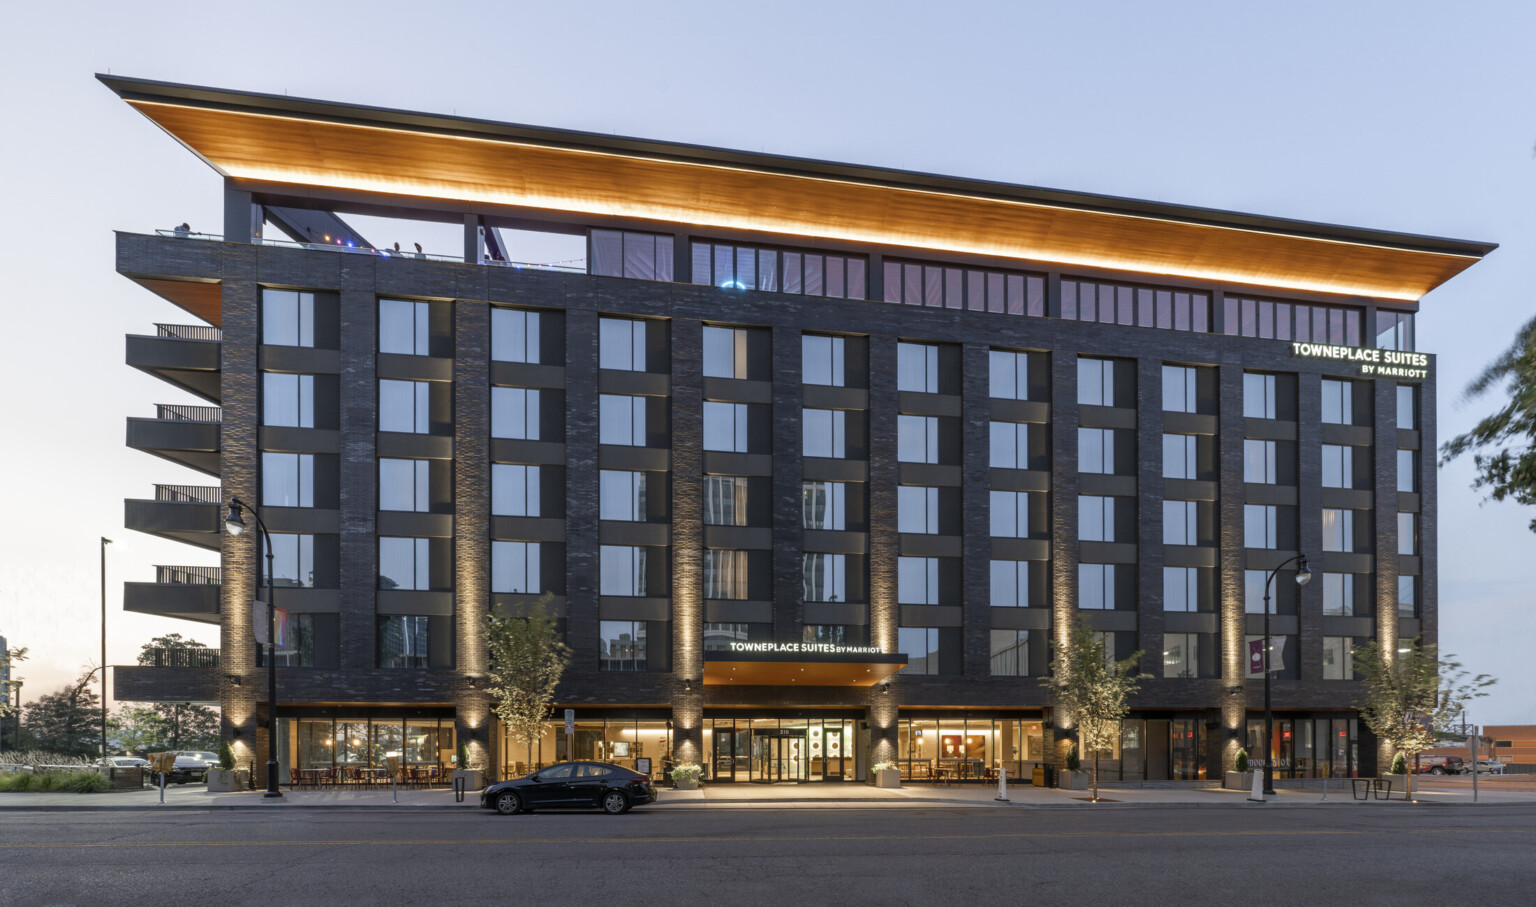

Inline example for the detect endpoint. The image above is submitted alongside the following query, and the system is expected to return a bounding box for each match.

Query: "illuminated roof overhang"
[704,651,907,687]
[99,75,1497,302]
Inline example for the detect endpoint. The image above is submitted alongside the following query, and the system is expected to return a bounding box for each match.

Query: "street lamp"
[1261,553,1311,796]
[224,496,283,799]
[100,537,112,763]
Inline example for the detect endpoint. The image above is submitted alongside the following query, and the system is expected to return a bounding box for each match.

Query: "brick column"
[771,324,804,640]
[218,259,260,770]
[336,282,378,670]
[960,342,992,676]
[1216,364,1247,773]
[1047,349,1080,768]
[454,300,492,768]
[671,317,704,762]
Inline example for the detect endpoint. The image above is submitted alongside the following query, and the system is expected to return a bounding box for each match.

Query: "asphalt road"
[1,805,1532,907]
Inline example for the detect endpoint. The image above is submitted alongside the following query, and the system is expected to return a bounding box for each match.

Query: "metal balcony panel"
[126,417,221,476]
[123,580,219,624]
[124,498,221,550]
[126,334,222,404]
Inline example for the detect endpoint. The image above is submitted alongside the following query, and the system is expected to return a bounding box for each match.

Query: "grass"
[0,769,111,793]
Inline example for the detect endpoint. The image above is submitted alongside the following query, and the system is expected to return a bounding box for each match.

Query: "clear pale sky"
[1,1,1531,724]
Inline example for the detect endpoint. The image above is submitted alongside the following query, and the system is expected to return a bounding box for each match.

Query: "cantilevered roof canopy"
[99,75,1496,301]
[704,650,907,687]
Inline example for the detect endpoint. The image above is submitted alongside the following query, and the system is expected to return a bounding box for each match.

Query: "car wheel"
[601,790,629,815]
[493,791,522,815]
[1429,767,1444,775]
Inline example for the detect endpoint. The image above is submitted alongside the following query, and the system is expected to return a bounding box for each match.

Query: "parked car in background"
[1473,760,1505,774]
[480,761,655,815]
[1413,753,1467,775]
[100,756,149,769]
[153,751,218,784]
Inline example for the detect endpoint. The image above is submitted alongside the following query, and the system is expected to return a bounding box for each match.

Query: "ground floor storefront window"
[706,714,863,782]
[496,712,672,783]
[277,708,456,787]
[896,715,1045,783]
[1245,716,1359,778]
[1076,717,1207,781]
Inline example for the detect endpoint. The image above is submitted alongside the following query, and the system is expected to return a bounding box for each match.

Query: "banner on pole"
[252,600,291,651]
[1247,637,1287,677]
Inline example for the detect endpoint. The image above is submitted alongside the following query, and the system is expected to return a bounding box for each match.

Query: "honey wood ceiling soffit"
[132,277,223,327]
[110,81,1495,302]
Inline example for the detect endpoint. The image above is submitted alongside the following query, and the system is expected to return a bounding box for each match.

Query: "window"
[1244,440,1277,484]
[273,613,319,667]
[1163,434,1198,479]
[1321,379,1352,425]
[1398,575,1417,616]
[693,240,866,298]
[263,452,314,507]
[491,308,540,364]
[705,623,750,650]
[897,342,939,393]
[1063,279,1210,331]
[1079,428,1115,474]
[590,229,674,281]
[601,470,648,521]
[1397,450,1416,492]
[1224,296,1360,346]
[991,630,1029,676]
[990,560,1030,607]
[884,259,1044,315]
[898,486,940,534]
[990,350,1030,400]
[600,395,648,446]
[1164,567,1199,612]
[990,491,1029,538]
[1398,513,1416,555]
[1322,509,1354,552]
[377,616,430,669]
[1321,444,1353,488]
[1079,495,1116,542]
[600,546,647,597]
[599,621,647,672]
[802,335,846,387]
[491,387,540,440]
[379,537,430,591]
[703,550,748,600]
[1322,573,1354,616]
[1164,500,1198,546]
[990,422,1030,469]
[264,373,315,428]
[898,557,940,605]
[379,379,430,433]
[1164,633,1198,678]
[1245,505,1278,549]
[804,625,853,646]
[802,481,846,530]
[1244,373,1277,419]
[492,464,540,517]
[1322,637,1353,680]
[703,476,748,526]
[802,553,847,602]
[898,415,939,463]
[1244,570,1269,614]
[702,401,749,452]
[1078,358,1116,406]
[263,289,314,347]
[379,458,429,512]
[803,409,847,458]
[259,533,314,588]
[1396,385,1416,429]
[899,627,941,675]
[703,326,748,379]
[379,299,429,355]
[492,541,541,594]
[599,318,648,371]
[1079,564,1115,609]
[1163,365,1197,413]
[1375,310,1415,352]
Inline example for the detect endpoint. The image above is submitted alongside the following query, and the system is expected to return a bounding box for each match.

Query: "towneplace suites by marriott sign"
[727,642,884,655]
[1291,342,1430,380]
[704,642,908,686]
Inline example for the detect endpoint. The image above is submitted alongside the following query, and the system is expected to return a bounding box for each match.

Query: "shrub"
[670,763,703,784]
[0,769,107,793]
[1235,748,1250,774]
[456,741,471,771]
[1390,752,1407,775]
[1065,746,1081,772]
[870,762,898,773]
[217,741,236,771]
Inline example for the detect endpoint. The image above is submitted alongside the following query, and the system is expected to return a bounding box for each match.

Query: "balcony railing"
[154,484,222,504]
[155,404,223,423]
[151,229,585,272]
[157,565,222,585]
[156,323,223,342]
[140,647,220,668]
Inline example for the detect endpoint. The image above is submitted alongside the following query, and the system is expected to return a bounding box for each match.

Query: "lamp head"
[224,502,245,536]
[1294,554,1312,587]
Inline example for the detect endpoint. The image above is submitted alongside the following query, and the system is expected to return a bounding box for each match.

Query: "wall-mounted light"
[683,678,693,694]
[226,674,242,686]
[879,682,891,694]
[232,727,243,740]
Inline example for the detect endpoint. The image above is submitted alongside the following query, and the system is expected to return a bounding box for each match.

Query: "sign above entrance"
[1289,342,1429,380]
[704,646,906,687]
[727,642,884,656]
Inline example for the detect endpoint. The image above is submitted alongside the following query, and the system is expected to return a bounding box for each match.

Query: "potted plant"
[1057,746,1086,790]
[451,741,484,791]
[670,763,703,790]
[1389,752,1407,776]
[1225,748,1254,791]
[870,761,901,789]
[206,742,248,792]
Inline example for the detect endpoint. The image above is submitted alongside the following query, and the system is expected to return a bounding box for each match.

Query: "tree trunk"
[1093,753,1099,801]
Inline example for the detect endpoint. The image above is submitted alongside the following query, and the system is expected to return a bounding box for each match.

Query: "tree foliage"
[127,634,220,751]
[22,670,103,757]
[1042,625,1143,800]
[107,705,166,755]
[1441,315,1536,531]
[484,594,569,776]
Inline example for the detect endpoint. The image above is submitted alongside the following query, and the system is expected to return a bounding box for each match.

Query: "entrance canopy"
[704,645,906,687]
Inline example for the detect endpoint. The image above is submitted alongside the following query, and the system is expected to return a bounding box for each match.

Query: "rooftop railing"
[155,404,223,423]
[152,229,585,272]
[153,484,222,504]
[156,565,222,585]
[140,647,220,668]
[155,323,223,342]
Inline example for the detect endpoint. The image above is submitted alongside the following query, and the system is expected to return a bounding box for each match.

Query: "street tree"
[131,635,221,750]
[23,669,103,757]
[484,594,570,776]
[1042,624,1143,801]
[108,705,167,756]
[1352,640,1495,800]
[1441,314,1536,531]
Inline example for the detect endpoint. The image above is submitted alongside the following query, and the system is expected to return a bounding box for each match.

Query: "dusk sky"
[2,1,1532,724]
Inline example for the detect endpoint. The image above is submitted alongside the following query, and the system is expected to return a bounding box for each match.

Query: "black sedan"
[480,761,654,815]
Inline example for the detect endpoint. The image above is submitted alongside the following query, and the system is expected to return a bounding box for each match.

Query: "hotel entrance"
[707,714,858,782]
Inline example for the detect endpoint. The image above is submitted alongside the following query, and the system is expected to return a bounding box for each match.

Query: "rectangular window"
[273,613,318,667]
[263,289,314,347]
[1245,504,1278,549]
[1398,575,1417,616]
[885,260,1044,315]
[378,458,429,512]
[263,452,314,508]
[990,491,1029,538]
[802,335,846,387]
[702,401,749,453]
[1163,365,1197,413]
[1244,373,1277,419]
[897,342,940,393]
[1163,633,1198,679]
[1321,444,1353,489]
[802,481,847,531]
[264,373,315,428]
[898,557,940,605]
[491,308,541,363]
[1322,636,1353,680]
[694,240,865,299]
[990,630,1029,677]
[1397,450,1416,492]
[990,350,1030,400]
[898,486,940,534]
[705,623,750,651]
[491,541,541,594]
[1244,570,1269,614]
[599,546,647,597]
[1163,567,1198,612]
[703,476,748,526]
[1322,573,1354,616]
[1163,500,1198,546]
[601,470,648,522]
[600,395,648,446]
[1079,495,1115,543]
[899,627,940,675]
[1163,434,1199,479]
[259,533,315,588]
[702,326,748,380]
[898,415,939,463]
[492,464,541,517]
[1079,428,1115,475]
[1079,564,1115,610]
[990,560,1030,607]
[377,615,430,669]
[599,620,648,672]
[1322,379,1353,425]
[1398,513,1416,555]
[379,379,430,434]
[491,387,540,440]
[1375,310,1415,352]
[1244,439,1277,484]
[379,299,429,355]
[1397,385,1416,429]
[703,549,749,600]
[801,553,847,602]
[599,318,648,371]
[803,409,848,458]
[590,229,674,282]
[1078,358,1116,406]
[379,537,431,591]
[1322,509,1354,552]
[990,422,1030,469]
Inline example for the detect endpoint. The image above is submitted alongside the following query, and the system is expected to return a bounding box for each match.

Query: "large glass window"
[990,350,1030,400]
[492,464,540,517]
[897,342,939,393]
[1078,358,1116,406]
[379,537,430,591]
[703,550,748,600]
[1080,428,1115,475]
[263,452,314,508]
[491,387,540,440]
[703,476,748,526]
[259,533,314,587]
[379,458,430,512]
[1398,512,1417,555]
[1078,564,1115,609]
[379,379,430,434]
[1322,573,1354,616]
[1164,500,1198,546]
[885,260,1044,315]
[898,557,940,605]
[802,481,847,530]
[705,623,750,650]
[898,415,939,463]
[703,401,749,452]
[377,616,430,669]
[990,630,1029,676]
[601,470,647,521]
[1163,633,1198,678]
[1398,575,1417,616]
[1375,310,1415,352]
[1397,450,1416,492]
[695,240,866,298]
[990,422,1030,469]
[1080,495,1115,542]
[600,395,648,446]
[599,621,648,671]
[599,318,648,371]
[801,553,846,602]
[1245,504,1278,549]
[590,229,674,282]
[1063,279,1210,332]
[1163,365,1197,413]
[802,335,846,387]
[273,613,319,667]
[264,373,315,428]
[703,326,749,379]
[1322,509,1354,552]
[990,491,1029,538]
[1163,434,1198,479]
[1396,385,1416,429]
[898,627,940,675]
[898,486,940,534]
[600,546,647,597]
[1224,295,1360,346]
[803,409,847,458]
[379,299,430,355]
[263,289,314,347]
[1244,570,1275,614]
[1245,439,1277,484]
[1164,567,1198,612]
[1244,373,1277,419]
[1322,444,1352,488]
[1322,637,1353,680]
[1322,379,1353,425]
[491,307,540,363]
[990,560,1030,607]
[491,541,541,594]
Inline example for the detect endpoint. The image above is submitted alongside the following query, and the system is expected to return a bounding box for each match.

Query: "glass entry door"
[751,732,806,782]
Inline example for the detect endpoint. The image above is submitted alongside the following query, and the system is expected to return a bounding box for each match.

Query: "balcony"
[124,484,222,550]
[126,324,222,404]
[126,404,221,475]
[123,566,221,625]
[113,655,220,705]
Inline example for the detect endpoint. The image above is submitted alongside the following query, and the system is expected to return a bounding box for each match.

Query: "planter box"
[452,769,484,791]
[873,769,901,789]
[1057,770,1087,790]
[206,769,248,792]
[1224,771,1254,791]
[673,777,699,790]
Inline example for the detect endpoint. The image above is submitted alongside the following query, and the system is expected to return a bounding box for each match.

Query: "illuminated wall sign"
[727,642,884,656]
[1290,342,1430,380]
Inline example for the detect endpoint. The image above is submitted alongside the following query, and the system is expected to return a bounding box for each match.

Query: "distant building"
[1483,726,1536,768]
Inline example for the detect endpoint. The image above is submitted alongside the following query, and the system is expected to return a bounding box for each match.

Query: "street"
[1,805,1532,906]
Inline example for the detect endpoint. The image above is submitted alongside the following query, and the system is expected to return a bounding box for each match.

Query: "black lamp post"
[100,537,112,762]
[224,497,283,799]
[1261,553,1311,796]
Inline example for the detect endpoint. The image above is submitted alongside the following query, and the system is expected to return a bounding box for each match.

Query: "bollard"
[995,765,1009,802]
[1248,761,1265,802]
[392,775,398,804]
[454,775,466,803]
[159,771,166,805]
